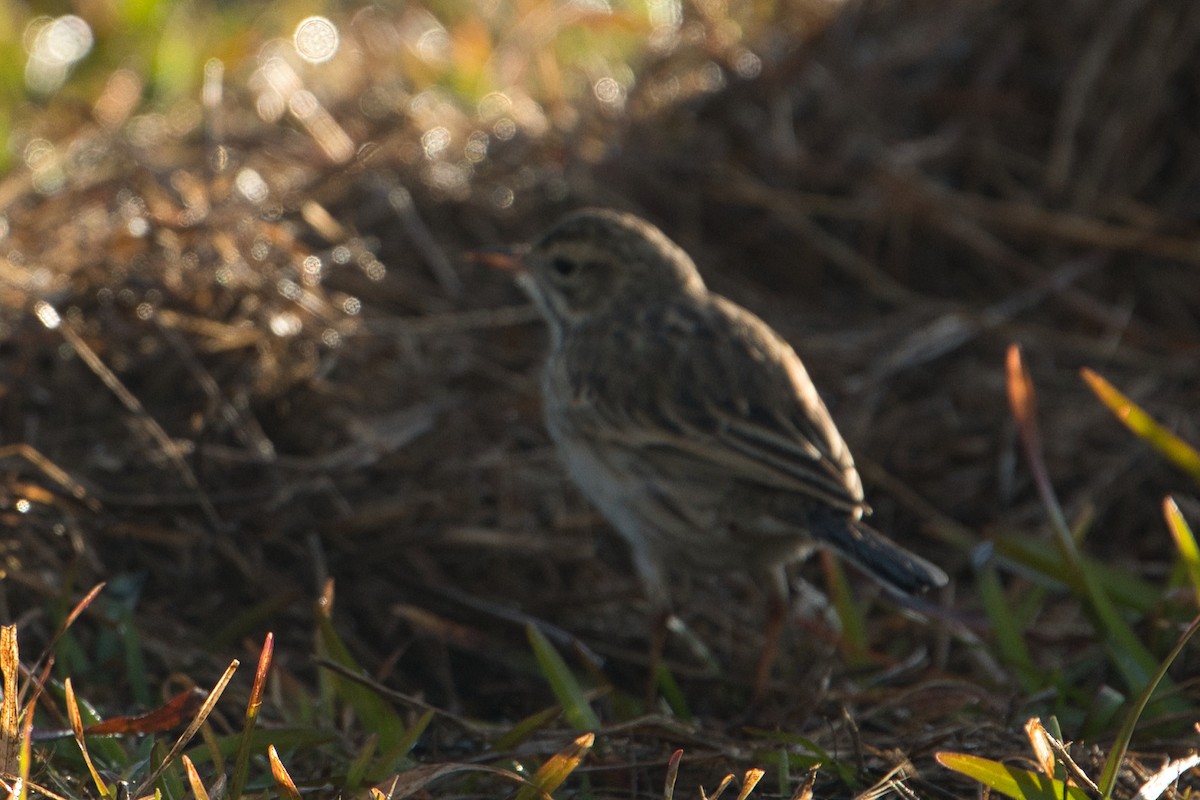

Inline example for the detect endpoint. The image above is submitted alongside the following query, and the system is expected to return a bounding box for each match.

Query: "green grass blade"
[975,558,1038,691]
[1082,368,1200,484]
[936,752,1091,800]
[374,709,435,779]
[525,625,600,731]
[1097,612,1200,798]
[1163,497,1200,603]
[229,633,273,800]
[1008,347,1167,699]
[491,706,564,752]
[315,606,408,751]
[821,554,868,666]
[655,661,691,721]
[514,732,593,800]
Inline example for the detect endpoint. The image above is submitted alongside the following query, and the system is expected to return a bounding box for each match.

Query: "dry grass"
[1,0,1198,796]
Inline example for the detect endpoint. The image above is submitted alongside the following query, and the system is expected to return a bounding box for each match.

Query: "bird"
[493,207,947,700]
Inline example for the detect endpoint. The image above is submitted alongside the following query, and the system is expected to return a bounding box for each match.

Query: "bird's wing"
[562,295,865,514]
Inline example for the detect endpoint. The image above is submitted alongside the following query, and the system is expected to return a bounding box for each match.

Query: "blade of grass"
[790,764,819,800]
[344,733,378,790]
[936,752,1091,800]
[663,749,682,800]
[1163,497,1200,603]
[181,755,210,800]
[116,604,151,708]
[12,694,34,800]
[525,624,600,731]
[491,705,564,752]
[1081,368,1200,483]
[0,626,18,777]
[819,553,868,667]
[513,732,593,800]
[267,745,302,800]
[1006,346,1164,698]
[229,632,272,800]
[377,762,533,797]
[991,534,1159,614]
[975,555,1038,691]
[182,727,339,765]
[745,729,855,787]
[315,591,408,751]
[225,633,271,796]
[373,709,435,779]
[655,660,690,721]
[134,659,239,797]
[150,738,187,799]
[707,773,735,800]
[65,679,110,799]
[23,584,105,706]
[1027,718,1100,795]
[736,768,765,800]
[1097,612,1200,799]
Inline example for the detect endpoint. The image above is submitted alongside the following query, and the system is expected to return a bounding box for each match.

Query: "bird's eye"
[551,257,577,278]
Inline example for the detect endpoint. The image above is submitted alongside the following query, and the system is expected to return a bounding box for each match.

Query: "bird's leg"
[646,606,670,710]
[752,568,790,703]
[634,551,671,710]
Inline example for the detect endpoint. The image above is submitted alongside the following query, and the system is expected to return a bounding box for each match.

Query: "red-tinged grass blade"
[267,745,302,800]
[514,732,594,800]
[663,749,682,800]
[525,624,600,731]
[0,626,19,778]
[1005,346,1070,540]
[181,755,210,800]
[735,768,765,800]
[1097,612,1200,799]
[83,689,205,736]
[1163,497,1200,604]
[23,584,104,707]
[1005,345,1163,699]
[936,752,1091,800]
[1081,368,1200,484]
[229,632,273,800]
[134,659,239,797]
[65,679,110,799]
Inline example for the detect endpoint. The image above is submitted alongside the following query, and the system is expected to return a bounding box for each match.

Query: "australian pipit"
[496,208,947,699]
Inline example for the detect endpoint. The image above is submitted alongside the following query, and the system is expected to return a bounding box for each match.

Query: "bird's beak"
[465,243,530,273]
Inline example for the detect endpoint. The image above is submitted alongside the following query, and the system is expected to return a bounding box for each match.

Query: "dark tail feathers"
[810,506,948,595]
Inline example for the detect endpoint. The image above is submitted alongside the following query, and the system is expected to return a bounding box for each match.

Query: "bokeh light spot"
[294,16,339,64]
